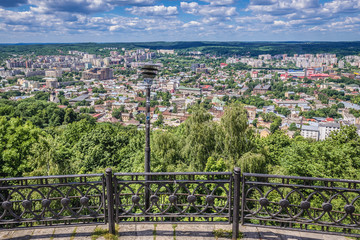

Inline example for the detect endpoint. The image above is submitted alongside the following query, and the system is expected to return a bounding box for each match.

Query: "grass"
[91,225,119,240]
[213,229,243,239]
[153,224,157,240]
[70,227,77,240]
[50,229,56,240]
[172,224,177,240]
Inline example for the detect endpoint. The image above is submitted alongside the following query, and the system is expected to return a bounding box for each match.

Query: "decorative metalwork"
[2,168,360,238]
[0,174,106,228]
[240,173,360,236]
[113,172,232,222]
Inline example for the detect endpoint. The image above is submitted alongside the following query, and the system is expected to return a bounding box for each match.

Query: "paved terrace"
[0,224,349,240]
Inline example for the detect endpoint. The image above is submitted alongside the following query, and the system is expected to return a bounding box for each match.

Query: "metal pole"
[240,172,246,225]
[232,167,241,240]
[145,83,151,174]
[141,64,157,220]
[105,168,115,235]
[145,82,151,217]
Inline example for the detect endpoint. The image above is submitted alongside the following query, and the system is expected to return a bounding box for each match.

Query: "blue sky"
[0,0,359,43]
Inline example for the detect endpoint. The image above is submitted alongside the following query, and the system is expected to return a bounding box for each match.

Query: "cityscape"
[1,46,360,141]
[1,0,360,239]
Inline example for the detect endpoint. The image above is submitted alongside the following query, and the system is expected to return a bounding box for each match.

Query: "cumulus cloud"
[180,1,237,17]
[201,0,234,6]
[28,0,156,14]
[0,6,182,34]
[244,0,360,34]
[1,0,360,41]
[323,0,360,14]
[182,20,201,28]
[126,5,178,16]
[180,2,199,14]
[199,6,236,16]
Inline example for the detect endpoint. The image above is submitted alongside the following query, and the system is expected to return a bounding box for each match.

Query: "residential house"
[253,84,271,95]
[301,125,320,140]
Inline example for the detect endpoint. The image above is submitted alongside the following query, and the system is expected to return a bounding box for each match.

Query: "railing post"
[105,168,115,235]
[232,167,241,240]
[240,172,245,225]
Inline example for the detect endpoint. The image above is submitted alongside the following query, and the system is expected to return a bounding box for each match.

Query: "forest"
[1,41,360,61]
[0,97,359,182]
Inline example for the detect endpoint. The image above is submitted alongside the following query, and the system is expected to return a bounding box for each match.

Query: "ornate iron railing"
[113,171,232,223]
[0,174,106,228]
[238,172,360,237]
[1,168,360,239]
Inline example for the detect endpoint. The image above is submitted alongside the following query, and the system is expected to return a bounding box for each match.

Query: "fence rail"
[238,172,360,238]
[1,168,360,239]
[0,174,106,228]
[113,171,232,223]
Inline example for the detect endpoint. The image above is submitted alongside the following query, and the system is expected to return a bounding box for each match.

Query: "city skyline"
[0,0,359,43]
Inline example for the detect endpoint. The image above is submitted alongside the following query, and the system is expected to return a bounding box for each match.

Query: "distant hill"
[1,41,360,58]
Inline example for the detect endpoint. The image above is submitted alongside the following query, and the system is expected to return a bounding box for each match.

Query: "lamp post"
[141,64,158,174]
[140,64,158,216]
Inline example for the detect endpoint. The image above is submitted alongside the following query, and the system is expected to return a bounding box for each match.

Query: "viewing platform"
[0,223,348,240]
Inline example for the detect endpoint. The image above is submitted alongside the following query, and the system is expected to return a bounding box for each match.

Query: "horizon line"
[1,40,360,45]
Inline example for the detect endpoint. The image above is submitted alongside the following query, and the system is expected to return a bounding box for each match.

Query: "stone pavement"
[0,224,351,240]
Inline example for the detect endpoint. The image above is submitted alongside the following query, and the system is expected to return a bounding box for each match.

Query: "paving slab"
[153,223,176,240]
[174,224,215,239]
[0,230,14,239]
[4,229,35,240]
[239,226,261,240]
[1,223,357,240]
[73,225,97,240]
[118,224,137,240]
[133,223,155,240]
[51,226,77,240]
[31,228,56,240]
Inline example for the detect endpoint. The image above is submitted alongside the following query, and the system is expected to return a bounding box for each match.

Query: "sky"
[0,0,359,43]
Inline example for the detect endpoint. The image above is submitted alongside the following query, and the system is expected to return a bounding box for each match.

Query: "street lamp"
[140,64,158,218]
[140,64,158,174]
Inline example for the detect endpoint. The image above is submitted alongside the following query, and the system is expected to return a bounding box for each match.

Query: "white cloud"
[201,0,234,6]
[126,5,178,16]
[182,21,201,28]
[199,6,236,16]
[180,2,199,14]
[323,0,360,14]
[180,1,236,17]
[28,0,156,14]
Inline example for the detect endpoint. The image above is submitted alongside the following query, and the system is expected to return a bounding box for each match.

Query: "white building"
[300,125,319,140]
[45,70,62,78]
[318,122,341,140]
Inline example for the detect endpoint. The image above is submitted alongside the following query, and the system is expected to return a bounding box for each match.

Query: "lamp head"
[141,64,159,85]
[141,64,158,79]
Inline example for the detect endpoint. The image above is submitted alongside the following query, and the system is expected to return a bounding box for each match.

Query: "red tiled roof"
[310,74,329,77]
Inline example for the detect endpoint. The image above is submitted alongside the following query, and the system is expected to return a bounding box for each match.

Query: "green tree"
[0,117,43,177]
[112,108,122,120]
[172,104,178,113]
[154,114,164,127]
[218,103,255,167]
[270,117,282,133]
[289,123,297,131]
[64,108,77,124]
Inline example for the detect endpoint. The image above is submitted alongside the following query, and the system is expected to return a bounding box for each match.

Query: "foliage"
[289,123,297,131]
[270,117,282,133]
[300,105,342,119]
[1,97,360,187]
[112,108,122,120]
[0,117,43,177]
